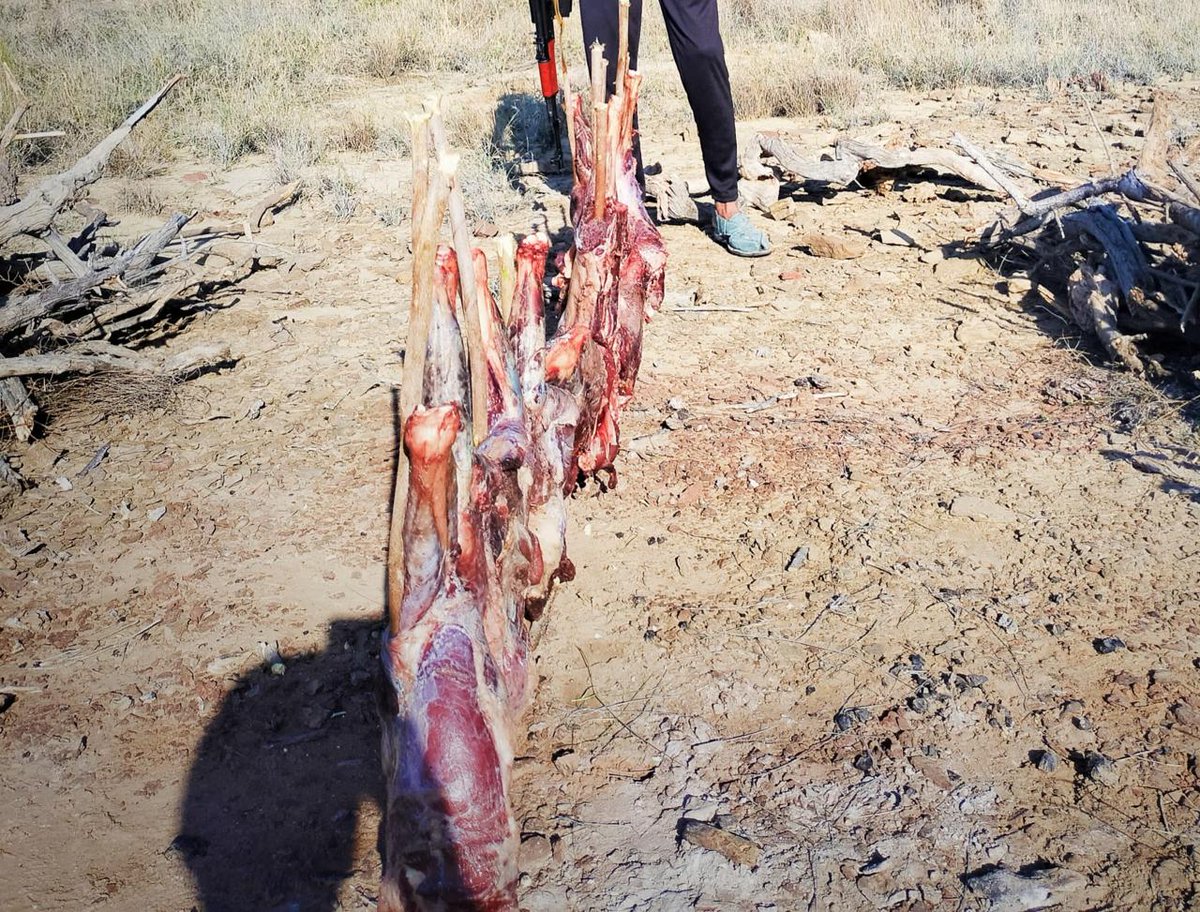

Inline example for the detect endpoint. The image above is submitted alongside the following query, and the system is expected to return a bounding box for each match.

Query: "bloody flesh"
[380,17,665,909]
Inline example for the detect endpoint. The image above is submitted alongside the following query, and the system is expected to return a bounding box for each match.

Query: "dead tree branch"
[0,74,182,243]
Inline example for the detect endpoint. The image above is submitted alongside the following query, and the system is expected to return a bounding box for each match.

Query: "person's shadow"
[174,617,384,912]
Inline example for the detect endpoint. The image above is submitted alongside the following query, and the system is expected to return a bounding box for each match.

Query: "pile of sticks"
[954,126,1200,377]
[732,103,1200,379]
[0,73,297,443]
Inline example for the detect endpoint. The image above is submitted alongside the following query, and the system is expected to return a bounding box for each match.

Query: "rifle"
[528,0,570,169]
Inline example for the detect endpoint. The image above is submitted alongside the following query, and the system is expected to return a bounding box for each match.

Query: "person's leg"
[656,0,737,204]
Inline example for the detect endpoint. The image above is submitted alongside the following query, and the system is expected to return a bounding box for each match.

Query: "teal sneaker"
[712,210,770,257]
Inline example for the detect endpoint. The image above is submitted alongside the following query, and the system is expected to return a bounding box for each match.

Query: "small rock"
[852,752,874,773]
[473,221,499,238]
[519,834,553,871]
[785,546,809,572]
[995,612,1017,633]
[834,707,872,731]
[147,506,167,523]
[1093,636,1126,654]
[860,851,891,875]
[964,864,1084,912]
[1082,751,1118,786]
[1034,750,1058,772]
[935,257,982,282]
[879,226,924,247]
[54,476,73,491]
[1170,701,1200,728]
[678,819,760,867]
[795,232,867,260]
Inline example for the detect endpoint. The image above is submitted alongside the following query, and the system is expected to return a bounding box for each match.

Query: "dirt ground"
[2,71,1199,912]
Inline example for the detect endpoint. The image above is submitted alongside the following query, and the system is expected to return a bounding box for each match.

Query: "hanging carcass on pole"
[378,1,666,908]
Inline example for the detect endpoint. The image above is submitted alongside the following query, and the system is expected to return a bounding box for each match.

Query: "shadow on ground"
[175,618,382,912]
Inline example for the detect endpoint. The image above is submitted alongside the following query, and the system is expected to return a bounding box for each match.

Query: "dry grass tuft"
[731,54,867,119]
[319,172,360,221]
[0,0,1196,178]
[40,369,180,427]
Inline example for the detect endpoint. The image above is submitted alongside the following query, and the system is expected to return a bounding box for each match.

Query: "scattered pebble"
[964,864,1084,912]
[1034,749,1058,773]
[1093,636,1126,654]
[784,546,809,572]
[834,707,872,731]
[1082,751,1118,786]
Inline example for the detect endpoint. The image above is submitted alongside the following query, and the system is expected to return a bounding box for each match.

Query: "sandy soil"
[2,73,1199,912]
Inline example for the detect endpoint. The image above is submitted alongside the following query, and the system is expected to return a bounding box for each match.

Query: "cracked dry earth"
[2,75,1200,912]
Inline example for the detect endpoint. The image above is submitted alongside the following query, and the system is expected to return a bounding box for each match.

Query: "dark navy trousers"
[578,0,739,203]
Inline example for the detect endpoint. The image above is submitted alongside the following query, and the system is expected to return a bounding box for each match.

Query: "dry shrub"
[116,183,165,216]
[319,172,360,221]
[731,53,866,119]
[41,369,180,427]
[335,113,380,153]
[267,123,325,185]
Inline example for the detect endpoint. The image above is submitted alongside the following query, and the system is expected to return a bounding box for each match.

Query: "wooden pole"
[430,108,490,448]
[388,112,449,637]
[590,43,609,220]
[593,102,609,220]
[497,234,517,324]
[616,0,630,100]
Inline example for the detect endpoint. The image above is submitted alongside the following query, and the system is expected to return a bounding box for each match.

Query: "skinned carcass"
[380,6,665,906]
[552,40,667,488]
[380,245,525,912]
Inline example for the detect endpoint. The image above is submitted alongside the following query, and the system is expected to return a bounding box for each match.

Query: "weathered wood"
[646,175,699,223]
[951,133,1032,212]
[0,63,29,206]
[0,377,37,441]
[1069,263,1145,376]
[0,211,192,338]
[740,177,781,213]
[0,340,231,379]
[125,211,192,278]
[0,453,25,490]
[250,180,303,230]
[1169,160,1200,206]
[0,261,129,338]
[756,133,861,187]
[0,74,182,244]
[837,138,1004,193]
[42,228,90,278]
[1064,205,1149,304]
[1139,91,1174,180]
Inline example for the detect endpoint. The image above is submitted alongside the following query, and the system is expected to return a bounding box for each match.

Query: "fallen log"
[1069,263,1146,376]
[837,138,1004,193]
[755,133,861,187]
[0,340,233,379]
[0,75,182,244]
